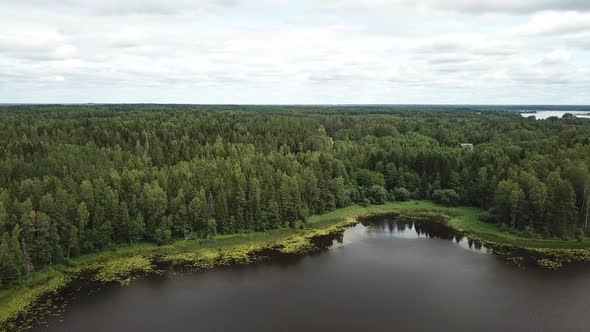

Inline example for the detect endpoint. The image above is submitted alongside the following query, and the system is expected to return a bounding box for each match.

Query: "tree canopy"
[0,104,589,287]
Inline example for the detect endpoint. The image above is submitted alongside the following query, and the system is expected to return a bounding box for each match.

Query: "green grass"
[377,200,590,249]
[2,200,590,329]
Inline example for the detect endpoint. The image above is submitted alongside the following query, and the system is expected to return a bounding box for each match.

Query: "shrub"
[293,220,305,230]
[366,185,387,205]
[356,169,385,187]
[575,229,584,242]
[478,211,494,223]
[206,219,217,238]
[393,188,411,202]
[359,198,371,207]
[432,189,460,206]
[521,226,540,239]
[154,228,173,245]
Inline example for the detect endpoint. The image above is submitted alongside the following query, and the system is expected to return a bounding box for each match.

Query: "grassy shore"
[386,201,590,249]
[1,200,590,329]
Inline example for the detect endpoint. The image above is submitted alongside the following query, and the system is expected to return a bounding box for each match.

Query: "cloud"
[0,28,69,60]
[428,55,474,65]
[21,0,240,15]
[541,50,571,64]
[21,0,588,16]
[53,44,78,59]
[428,0,590,14]
[0,0,589,104]
[311,0,590,14]
[40,75,66,82]
[509,70,572,85]
[516,11,590,36]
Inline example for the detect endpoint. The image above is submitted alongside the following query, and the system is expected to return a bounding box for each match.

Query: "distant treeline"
[0,105,589,287]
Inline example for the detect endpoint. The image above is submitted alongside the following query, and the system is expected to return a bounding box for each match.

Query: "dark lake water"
[34,216,590,332]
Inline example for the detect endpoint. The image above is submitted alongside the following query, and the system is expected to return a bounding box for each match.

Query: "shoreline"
[2,201,590,330]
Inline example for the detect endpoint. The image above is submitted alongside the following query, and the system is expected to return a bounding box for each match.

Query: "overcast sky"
[1,0,589,104]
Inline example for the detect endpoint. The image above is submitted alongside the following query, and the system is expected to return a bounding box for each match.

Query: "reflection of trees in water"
[412,221,485,249]
[358,214,488,253]
[413,221,456,240]
[312,232,344,248]
[372,218,458,240]
[465,239,483,250]
[362,214,485,250]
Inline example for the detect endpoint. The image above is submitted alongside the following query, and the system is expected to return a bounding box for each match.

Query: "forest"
[0,104,589,288]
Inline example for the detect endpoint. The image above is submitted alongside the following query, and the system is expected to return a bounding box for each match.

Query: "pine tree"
[9,225,23,280]
[206,218,217,238]
[234,186,247,232]
[189,189,208,237]
[128,214,145,246]
[0,235,9,286]
[20,236,34,274]
[247,178,261,230]
[49,222,63,265]
[261,200,281,230]
[0,232,21,285]
[66,225,79,259]
[495,180,525,228]
[77,202,89,246]
[34,212,53,267]
[169,189,188,238]
[0,201,7,236]
[546,172,578,237]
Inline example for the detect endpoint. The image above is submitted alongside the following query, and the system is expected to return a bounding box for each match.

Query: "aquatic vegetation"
[0,275,70,330]
[94,256,155,285]
[506,256,525,268]
[216,245,266,265]
[160,245,267,270]
[159,221,358,271]
[275,233,318,255]
[536,259,562,270]
[160,252,214,269]
[526,248,590,269]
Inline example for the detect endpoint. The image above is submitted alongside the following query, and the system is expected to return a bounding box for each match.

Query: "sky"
[1,0,590,104]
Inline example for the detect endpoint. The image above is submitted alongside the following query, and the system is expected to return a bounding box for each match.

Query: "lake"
[34,216,590,332]
[520,110,590,119]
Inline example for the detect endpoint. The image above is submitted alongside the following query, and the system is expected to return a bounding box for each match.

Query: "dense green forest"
[0,105,589,287]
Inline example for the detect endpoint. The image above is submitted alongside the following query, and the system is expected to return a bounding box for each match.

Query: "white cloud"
[0,0,589,104]
[516,11,590,36]
[311,0,590,14]
[429,0,590,14]
[23,0,236,15]
[541,50,571,64]
[53,44,78,59]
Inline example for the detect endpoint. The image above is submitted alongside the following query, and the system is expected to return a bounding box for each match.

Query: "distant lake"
[34,215,590,332]
[520,110,590,119]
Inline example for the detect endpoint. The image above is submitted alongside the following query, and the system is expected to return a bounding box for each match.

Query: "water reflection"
[335,215,488,254]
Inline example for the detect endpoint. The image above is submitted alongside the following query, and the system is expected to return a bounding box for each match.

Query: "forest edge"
[2,200,590,330]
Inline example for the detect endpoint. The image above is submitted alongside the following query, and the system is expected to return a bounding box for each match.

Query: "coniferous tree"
[0,104,590,288]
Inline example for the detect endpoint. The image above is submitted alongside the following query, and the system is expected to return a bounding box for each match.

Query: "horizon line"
[1,103,590,107]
